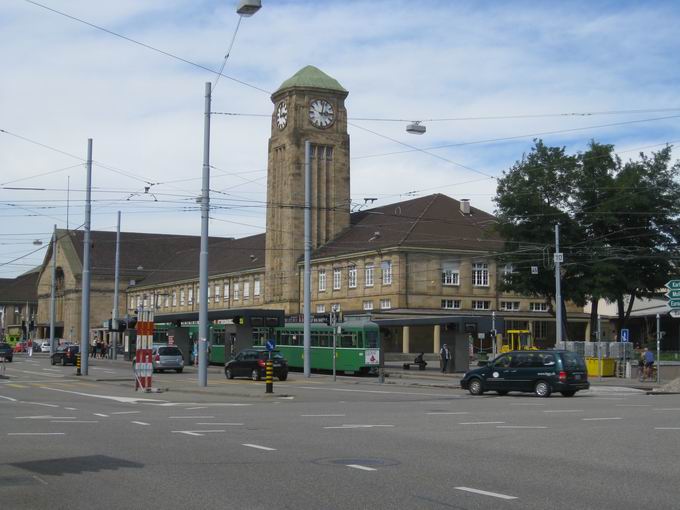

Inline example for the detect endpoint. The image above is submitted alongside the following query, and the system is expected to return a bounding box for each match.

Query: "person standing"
[27,337,33,357]
[643,347,655,381]
[440,343,451,373]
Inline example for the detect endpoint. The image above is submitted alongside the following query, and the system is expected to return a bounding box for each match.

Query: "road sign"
[553,253,564,263]
[265,339,276,352]
[531,266,538,274]
[670,310,680,318]
[668,299,680,309]
[365,349,380,365]
[666,279,680,290]
[620,329,629,343]
[666,289,680,299]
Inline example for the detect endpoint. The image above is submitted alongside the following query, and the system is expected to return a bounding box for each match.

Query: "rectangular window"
[530,302,548,312]
[348,265,357,288]
[380,298,391,310]
[207,286,211,302]
[472,300,490,310]
[143,295,148,308]
[172,291,177,307]
[331,303,341,312]
[502,263,514,283]
[381,260,392,285]
[500,301,520,311]
[234,283,240,300]
[472,262,489,287]
[129,298,135,309]
[316,304,326,314]
[318,269,326,292]
[164,294,169,308]
[365,264,374,287]
[215,284,221,303]
[441,299,461,310]
[180,289,185,306]
[333,269,341,290]
[188,288,194,305]
[254,279,261,296]
[442,260,460,286]
[224,283,230,300]
[243,281,250,299]
[136,296,142,308]
[363,301,374,311]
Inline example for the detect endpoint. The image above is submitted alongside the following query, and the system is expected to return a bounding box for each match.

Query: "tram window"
[365,331,379,348]
[340,334,356,348]
[290,334,300,346]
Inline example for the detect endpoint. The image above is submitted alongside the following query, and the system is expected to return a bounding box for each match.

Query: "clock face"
[276,101,288,130]
[309,99,335,128]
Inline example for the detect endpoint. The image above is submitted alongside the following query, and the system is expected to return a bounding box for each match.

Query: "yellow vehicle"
[500,329,536,353]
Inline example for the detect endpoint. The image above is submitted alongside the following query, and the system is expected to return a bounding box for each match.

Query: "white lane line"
[582,417,622,421]
[186,407,207,410]
[459,421,505,425]
[64,407,78,411]
[242,443,277,451]
[91,368,116,374]
[291,385,460,398]
[42,368,61,372]
[323,424,395,429]
[21,401,59,408]
[653,408,680,411]
[543,410,583,413]
[347,464,377,471]
[195,422,243,426]
[427,412,470,415]
[301,414,346,417]
[510,403,544,406]
[168,416,215,419]
[654,427,680,430]
[93,413,109,417]
[18,370,64,378]
[455,487,517,500]
[50,420,99,423]
[616,404,651,407]
[173,430,225,437]
[497,426,548,429]
[155,402,252,407]
[8,432,65,436]
[131,421,150,426]
[0,395,18,402]
[112,411,140,415]
[42,387,166,404]
[16,416,75,420]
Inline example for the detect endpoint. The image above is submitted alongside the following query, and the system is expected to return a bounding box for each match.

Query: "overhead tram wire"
[1,163,84,186]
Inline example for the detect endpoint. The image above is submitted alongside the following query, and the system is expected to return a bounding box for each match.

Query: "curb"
[646,391,680,395]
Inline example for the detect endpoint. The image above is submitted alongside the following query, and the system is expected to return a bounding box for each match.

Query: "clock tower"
[264,66,350,311]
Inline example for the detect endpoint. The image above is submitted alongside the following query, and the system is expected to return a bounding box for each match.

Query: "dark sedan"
[0,342,13,362]
[225,348,288,381]
[51,345,80,366]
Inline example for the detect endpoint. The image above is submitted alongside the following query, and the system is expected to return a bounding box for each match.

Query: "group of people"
[91,341,111,358]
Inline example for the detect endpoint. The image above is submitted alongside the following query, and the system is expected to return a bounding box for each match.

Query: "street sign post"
[265,339,276,352]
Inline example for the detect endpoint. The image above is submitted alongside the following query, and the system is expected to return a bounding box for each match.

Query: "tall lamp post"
[198,0,262,387]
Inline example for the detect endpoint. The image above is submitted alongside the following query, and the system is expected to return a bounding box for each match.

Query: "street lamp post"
[197,1,261,388]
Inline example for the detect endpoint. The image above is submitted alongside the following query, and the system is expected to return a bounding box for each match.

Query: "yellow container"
[586,357,616,377]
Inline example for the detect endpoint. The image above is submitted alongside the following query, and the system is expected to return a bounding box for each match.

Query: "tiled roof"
[313,194,502,258]
[0,267,40,304]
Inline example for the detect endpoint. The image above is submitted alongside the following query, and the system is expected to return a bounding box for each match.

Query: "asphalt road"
[1,353,679,510]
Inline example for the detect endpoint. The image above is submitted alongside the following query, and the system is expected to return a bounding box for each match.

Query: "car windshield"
[561,352,586,370]
[158,347,182,356]
[257,351,284,360]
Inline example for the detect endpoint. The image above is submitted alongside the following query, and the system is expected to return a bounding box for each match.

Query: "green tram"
[267,320,380,375]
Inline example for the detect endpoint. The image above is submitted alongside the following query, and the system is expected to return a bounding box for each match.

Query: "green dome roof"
[275,65,347,94]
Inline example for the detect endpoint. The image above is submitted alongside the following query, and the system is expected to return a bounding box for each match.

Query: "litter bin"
[586,357,615,377]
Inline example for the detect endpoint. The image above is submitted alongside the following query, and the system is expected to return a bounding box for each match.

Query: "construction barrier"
[265,359,273,394]
[586,357,616,377]
[135,309,154,391]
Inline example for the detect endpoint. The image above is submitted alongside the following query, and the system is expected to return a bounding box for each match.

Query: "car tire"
[468,377,484,395]
[279,372,288,382]
[497,390,509,396]
[251,369,261,381]
[176,368,183,373]
[561,390,576,397]
[62,357,67,366]
[534,380,552,398]
[225,368,234,379]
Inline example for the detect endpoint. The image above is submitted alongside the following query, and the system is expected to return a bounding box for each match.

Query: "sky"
[2,0,680,277]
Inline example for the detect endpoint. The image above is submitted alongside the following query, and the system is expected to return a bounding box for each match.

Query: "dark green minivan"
[461,350,589,397]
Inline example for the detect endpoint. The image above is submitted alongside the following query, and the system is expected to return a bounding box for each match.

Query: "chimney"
[460,199,471,215]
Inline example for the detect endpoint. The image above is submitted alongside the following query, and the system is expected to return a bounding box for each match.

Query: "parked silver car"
[152,344,184,373]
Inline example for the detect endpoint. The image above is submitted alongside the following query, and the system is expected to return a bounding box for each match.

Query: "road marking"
[301,414,346,417]
[42,368,61,372]
[543,410,583,413]
[455,487,517,500]
[510,403,544,406]
[291,385,459,398]
[186,407,207,410]
[51,420,99,423]
[64,407,78,410]
[654,427,680,430]
[169,416,215,419]
[172,430,225,437]
[196,422,243,426]
[8,384,27,388]
[323,424,395,429]
[16,416,75,420]
[0,395,18,402]
[426,412,470,415]
[42,387,166,404]
[242,443,276,451]
[653,408,680,411]
[21,401,59,408]
[155,402,252,407]
[459,421,505,425]
[131,421,150,426]
[112,411,140,415]
[582,417,622,421]
[616,404,651,407]
[8,432,65,436]
[93,413,109,417]
[18,370,63,378]
[497,426,548,429]
[347,464,377,471]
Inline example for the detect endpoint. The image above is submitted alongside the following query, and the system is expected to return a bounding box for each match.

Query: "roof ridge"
[396,194,439,246]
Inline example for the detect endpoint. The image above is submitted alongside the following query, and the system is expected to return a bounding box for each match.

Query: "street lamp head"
[236,0,261,16]
[406,121,426,135]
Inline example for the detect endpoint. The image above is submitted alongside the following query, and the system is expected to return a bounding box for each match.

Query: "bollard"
[265,359,273,394]
[76,352,82,376]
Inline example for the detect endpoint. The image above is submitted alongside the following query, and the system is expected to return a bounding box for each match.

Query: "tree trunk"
[561,296,569,341]
[589,298,599,342]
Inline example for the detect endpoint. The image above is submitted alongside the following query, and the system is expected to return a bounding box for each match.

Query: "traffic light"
[232,315,245,326]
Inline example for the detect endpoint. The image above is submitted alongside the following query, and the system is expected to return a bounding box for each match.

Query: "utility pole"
[198,82,211,387]
[597,314,602,381]
[303,140,312,378]
[112,211,121,360]
[80,138,92,376]
[49,224,57,356]
[554,224,563,344]
[656,313,661,384]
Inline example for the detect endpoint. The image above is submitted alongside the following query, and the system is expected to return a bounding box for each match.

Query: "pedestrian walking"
[27,338,33,357]
[642,347,655,381]
[440,343,451,373]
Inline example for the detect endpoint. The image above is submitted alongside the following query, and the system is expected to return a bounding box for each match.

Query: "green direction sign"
[667,289,680,299]
[668,299,680,309]
[666,280,680,290]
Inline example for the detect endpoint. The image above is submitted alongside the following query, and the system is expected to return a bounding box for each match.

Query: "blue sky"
[1,0,680,277]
